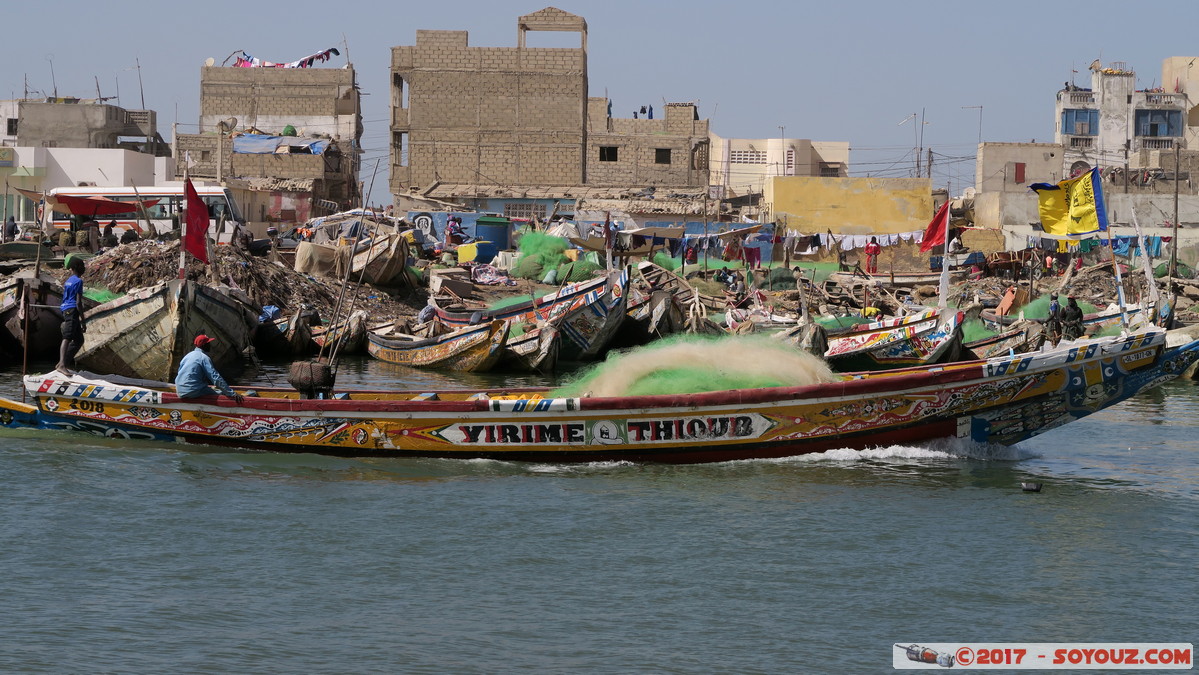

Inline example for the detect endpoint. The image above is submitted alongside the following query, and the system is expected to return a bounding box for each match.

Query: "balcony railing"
[1142,93,1184,106]
[1068,136,1094,149]
[1068,93,1095,104]
[1137,138,1176,150]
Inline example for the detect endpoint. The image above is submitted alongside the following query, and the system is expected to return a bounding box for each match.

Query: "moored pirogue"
[2,331,1196,463]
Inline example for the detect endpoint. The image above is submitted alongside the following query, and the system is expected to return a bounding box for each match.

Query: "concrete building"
[1056,60,1186,174]
[10,98,170,157]
[174,61,363,233]
[388,7,711,219]
[709,134,848,198]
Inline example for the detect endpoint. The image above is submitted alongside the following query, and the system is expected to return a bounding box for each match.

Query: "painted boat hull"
[964,326,1045,360]
[313,310,369,355]
[500,322,560,373]
[982,304,1154,333]
[810,309,965,370]
[75,279,255,382]
[366,320,507,372]
[0,271,79,360]
[437,269,629,361]
[3,332,1194,464]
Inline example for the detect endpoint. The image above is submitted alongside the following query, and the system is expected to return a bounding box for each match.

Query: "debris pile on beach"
[78,240,423,321]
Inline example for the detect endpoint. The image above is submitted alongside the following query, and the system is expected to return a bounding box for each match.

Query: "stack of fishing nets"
[554,334,841,398]
[512,232,568,280]
[510,231,603,283]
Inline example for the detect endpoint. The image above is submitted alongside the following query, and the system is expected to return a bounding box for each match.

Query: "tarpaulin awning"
[232,134,330,155]
[48,194,159,216]
[11,187,159,217]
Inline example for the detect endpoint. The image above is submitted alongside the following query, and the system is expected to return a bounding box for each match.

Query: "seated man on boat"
[1061,296,1084,341]
[175,335,244,403]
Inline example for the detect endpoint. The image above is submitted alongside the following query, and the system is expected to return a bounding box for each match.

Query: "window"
[504,203,547,220]
[819,162,843,177]
[200,150,211,162]
[654,148,671,164]
[599,146,618,162]
[394,132,409,166]
[1061,109,1098,136]
[6,118,16,135]
[1135,109,1182,137]
[729,149,767,164]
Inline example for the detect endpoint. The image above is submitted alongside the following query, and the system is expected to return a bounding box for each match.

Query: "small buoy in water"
[1021,482,1043,492]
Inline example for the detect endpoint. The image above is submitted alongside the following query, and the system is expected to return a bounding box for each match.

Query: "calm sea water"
[1,357,1196,673]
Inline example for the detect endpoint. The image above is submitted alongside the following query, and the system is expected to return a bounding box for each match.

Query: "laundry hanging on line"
[235,47,341,69]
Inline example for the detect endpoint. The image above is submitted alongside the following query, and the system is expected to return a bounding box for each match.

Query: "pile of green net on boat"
[553,334,841,398]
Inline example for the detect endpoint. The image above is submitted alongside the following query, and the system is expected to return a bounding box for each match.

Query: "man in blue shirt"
[175,334,244,402]
[56,257,86,374]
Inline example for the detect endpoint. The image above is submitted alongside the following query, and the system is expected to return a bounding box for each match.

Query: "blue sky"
[7,1,1199,203]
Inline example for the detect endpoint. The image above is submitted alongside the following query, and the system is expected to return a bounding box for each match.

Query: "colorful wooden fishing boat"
[313,310,369,355]
[963,325,1045,360]
[777,308,964,370]
[0,269,95,360]
[614,288,685,347]
[366,319,507,372]
[637,261,725,312]
[435,268,629,361]
[982,303,1154,334]
[829,269,966,288]
[499,319,560,373]
[74,279,256,382]
[2,331,1195,463]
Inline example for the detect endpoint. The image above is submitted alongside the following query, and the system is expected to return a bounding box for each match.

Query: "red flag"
[183,179,210,264]
[919,201,949,252]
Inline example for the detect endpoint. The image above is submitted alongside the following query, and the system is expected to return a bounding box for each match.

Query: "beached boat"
[982,303,1155,334]
[636,261,726,312]
[777,308,964,370]
[823,308,965,370]
[3,331,1195,463]
[963,324,1045,360]
[614,288,685,347]
[74,279,256,381]
[435,268,629,361]
[499,320,560,373]
[312,310,369,355]
[366,319,507,372]
[347,234,411,286]
[0,269,95,360]
[0,241,52,262]
[829,269,965,288]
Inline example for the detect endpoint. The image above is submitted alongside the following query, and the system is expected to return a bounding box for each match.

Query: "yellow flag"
[1030,168,1107,235]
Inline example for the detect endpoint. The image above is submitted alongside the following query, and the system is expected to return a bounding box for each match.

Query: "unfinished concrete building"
[389,7,710,219]
[15,98,170,157]
[175,60,362,232]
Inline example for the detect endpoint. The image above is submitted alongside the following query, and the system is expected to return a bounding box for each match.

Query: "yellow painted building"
[765,176,933,235]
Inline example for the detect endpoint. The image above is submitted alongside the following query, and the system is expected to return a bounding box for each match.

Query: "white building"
[708,133,848,198]
[1,146,174,223]
[1055,60,1186,174]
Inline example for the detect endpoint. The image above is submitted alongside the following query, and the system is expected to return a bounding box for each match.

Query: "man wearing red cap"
[174,334,243,402]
